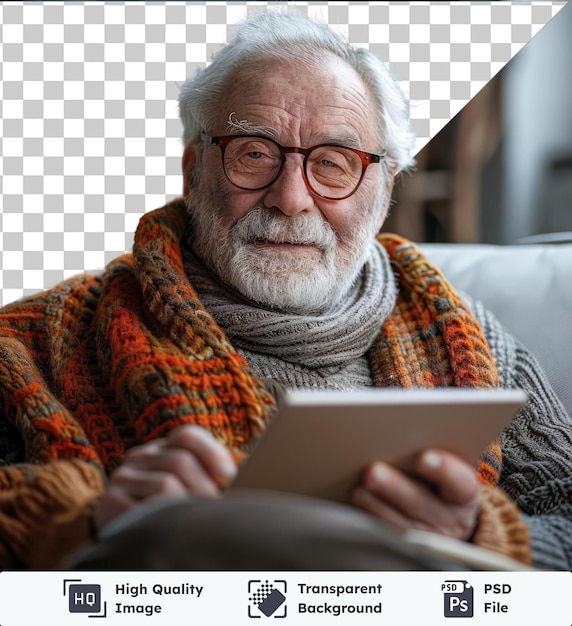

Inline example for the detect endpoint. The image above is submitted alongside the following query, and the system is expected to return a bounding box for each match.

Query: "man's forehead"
[216,54,375,146]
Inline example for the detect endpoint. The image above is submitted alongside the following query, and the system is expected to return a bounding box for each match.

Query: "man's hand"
[93,425,237,533]
[349,449,481,541]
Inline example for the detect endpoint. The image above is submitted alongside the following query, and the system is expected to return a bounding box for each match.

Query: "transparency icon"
[248,579,287,618]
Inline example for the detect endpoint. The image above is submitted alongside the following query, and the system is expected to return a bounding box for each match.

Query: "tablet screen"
[231,388,526,502]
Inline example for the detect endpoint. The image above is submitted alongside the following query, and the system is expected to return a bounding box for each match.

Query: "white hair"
[178,10,415,173]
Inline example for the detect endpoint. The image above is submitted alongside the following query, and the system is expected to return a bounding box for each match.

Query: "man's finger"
[165,424,237,486]
[119,448,222,498]
[416,450,480,506]
[110,463,222,500]
[362,462,445,526]
[349,485,427,533]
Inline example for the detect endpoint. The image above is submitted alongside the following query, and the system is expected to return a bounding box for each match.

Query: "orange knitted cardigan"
[0,198,529,568]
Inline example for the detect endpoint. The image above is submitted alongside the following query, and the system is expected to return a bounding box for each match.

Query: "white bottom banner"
[0,571,570,625]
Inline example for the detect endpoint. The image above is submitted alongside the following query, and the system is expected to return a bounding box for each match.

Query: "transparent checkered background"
[0,1,565,304]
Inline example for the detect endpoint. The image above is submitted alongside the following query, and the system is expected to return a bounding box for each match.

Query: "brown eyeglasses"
[202,133,386,200]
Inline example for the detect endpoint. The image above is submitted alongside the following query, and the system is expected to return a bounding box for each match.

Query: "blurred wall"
[501,1,572,242]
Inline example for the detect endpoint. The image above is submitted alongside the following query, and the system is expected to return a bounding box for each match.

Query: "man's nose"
[262,156,315,216]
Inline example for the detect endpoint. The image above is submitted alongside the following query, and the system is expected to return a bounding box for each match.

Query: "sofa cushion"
[420,243,572,417]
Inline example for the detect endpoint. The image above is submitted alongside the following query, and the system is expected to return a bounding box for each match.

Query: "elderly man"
[0,11,571,571]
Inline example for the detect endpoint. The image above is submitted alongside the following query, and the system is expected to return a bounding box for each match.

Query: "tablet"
[231,388,527,502]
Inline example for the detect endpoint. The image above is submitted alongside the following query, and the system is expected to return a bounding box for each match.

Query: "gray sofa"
[420,242,572,417]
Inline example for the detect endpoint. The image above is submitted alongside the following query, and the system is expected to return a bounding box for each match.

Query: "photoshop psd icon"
[443,580,474,618]
[248,579,287,618]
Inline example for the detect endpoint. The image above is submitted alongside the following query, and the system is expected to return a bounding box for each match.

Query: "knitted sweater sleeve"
[468,297,572,570]
[0,290,106,569]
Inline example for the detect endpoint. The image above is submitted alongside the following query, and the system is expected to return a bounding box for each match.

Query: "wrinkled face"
[183,54,395,314]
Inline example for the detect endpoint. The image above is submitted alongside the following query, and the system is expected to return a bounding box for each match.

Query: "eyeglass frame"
[201,133,387,200]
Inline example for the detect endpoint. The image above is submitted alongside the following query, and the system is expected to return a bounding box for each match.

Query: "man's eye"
[247,151,264,159]
[320,159,338,168]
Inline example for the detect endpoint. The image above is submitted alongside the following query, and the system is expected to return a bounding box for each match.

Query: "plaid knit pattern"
[373,236,499,390]
[373,235,502,486]
[0,201,276,480]
[0,198,502,566]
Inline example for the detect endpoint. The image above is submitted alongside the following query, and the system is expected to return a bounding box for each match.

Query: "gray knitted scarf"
[182,240,397,390]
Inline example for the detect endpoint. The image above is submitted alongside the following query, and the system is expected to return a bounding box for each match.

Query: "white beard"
[186,177,381,314]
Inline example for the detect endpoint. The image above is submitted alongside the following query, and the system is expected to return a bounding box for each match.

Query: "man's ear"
[182,144,198,197]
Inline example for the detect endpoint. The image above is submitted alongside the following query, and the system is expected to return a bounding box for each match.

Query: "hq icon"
[442,580,474,618]
[63,579,107,618]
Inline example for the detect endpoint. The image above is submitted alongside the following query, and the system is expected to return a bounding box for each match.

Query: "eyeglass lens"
[222,137,364,199]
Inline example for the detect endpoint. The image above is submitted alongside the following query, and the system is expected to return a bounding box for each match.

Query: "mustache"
[231,207,337,248]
